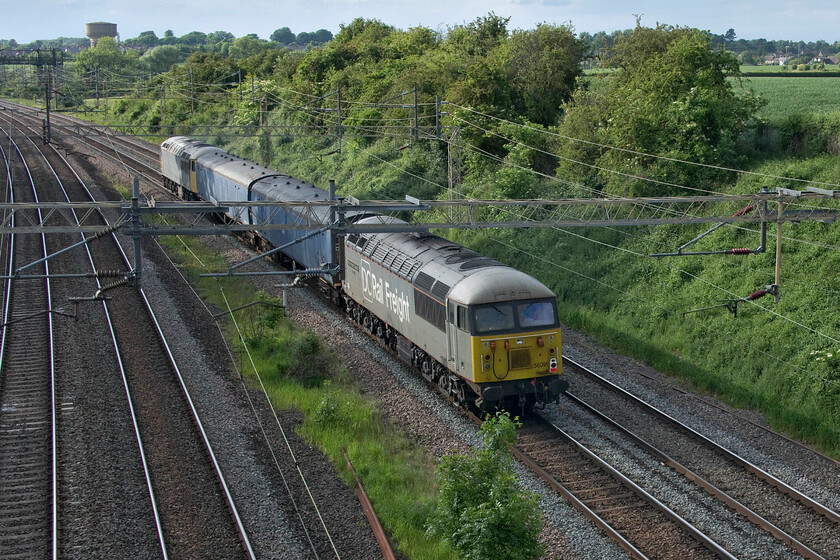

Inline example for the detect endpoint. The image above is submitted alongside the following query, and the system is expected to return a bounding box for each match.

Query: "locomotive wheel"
[454,382,466,406]
[421,360,434,382]
[438,374,451,395]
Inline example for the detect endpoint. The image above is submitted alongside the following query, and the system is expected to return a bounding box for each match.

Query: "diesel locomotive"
[160,136,568,411]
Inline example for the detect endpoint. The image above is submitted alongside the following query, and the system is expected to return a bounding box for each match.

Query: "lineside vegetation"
[44,15,840,457]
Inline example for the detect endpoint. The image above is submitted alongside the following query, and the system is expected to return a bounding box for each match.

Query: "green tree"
[504,23,586,125]
[270,27,295,44]
[427,412,542,560]
[131,31,159,48]
[140,45,183,73]
[74,36,128,73]
[724,28,737,43]
[229,35,270,60]
[180,31,207,46]
[557,24,763,196]
[312,29,334,44]
[206,30,234,44]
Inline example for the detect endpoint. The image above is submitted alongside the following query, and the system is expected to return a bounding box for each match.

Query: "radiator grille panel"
[509,349,531,370]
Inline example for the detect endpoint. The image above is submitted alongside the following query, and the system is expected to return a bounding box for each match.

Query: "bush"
[427,412,543,560]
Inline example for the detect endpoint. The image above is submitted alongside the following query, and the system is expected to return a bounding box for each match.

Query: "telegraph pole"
[43,60,51,143]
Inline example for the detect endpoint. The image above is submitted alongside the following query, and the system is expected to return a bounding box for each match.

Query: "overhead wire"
[275,88,840,383]
[447,102,840,190]
[64,73,839,384]
[487,233,840,387]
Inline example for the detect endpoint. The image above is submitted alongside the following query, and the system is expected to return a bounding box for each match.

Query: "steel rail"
[523,414,737,560]
[667,384,840,469]
[47,135,257,559]
[564,355,839,559]
[140,288,257,559]
[351,307,728,558]
[342,449,395,560]
[0,137,13,375]
[14,118,171,558]
[0,125,59,559]
[15,101,260,557]
[506,437,648,559]
[562,388,823,559]
[564,356,840,525]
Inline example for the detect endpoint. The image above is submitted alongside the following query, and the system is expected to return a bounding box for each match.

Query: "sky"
[3,0,839,45]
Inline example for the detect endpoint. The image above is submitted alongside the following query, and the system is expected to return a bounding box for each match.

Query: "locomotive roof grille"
[431,281,451,300]
[415,272,435,291]
[371,243,390,262]
[360,238,421,281]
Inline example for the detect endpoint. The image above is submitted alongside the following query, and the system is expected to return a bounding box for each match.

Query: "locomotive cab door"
[447,301,471,376]
[189,159,197,193]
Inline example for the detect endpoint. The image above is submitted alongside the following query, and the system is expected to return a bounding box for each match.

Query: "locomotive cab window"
[190,160,196,171]
[472,299,557,334]
[518,301,556,329]
[457,306,468,332]
[472,303,515,334]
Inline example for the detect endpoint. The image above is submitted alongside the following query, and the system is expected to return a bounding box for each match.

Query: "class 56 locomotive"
[343,221,568,413]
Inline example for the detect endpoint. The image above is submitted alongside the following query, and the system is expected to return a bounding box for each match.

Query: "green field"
[736,75,840,122]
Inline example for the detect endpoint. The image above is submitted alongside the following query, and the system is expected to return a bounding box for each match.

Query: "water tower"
[85,22,118,47]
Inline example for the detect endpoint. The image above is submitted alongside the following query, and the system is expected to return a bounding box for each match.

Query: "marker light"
[549,357,558,373]
[537,337,544,347]
[504,340,510,351]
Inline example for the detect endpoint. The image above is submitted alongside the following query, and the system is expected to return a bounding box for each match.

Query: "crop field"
[736,75,840,122]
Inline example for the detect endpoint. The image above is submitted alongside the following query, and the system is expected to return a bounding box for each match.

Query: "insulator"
[96,270,127,278]
[730,248,753,255]
[747,289,768,300]
[733,205,755,217]
[93,277,130,300]
[89,224,121,241]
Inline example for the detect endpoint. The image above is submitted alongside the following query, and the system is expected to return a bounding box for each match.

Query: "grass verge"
[157,234,455,560]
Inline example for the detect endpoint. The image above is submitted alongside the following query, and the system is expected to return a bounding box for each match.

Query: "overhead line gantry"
[2,183,836,303]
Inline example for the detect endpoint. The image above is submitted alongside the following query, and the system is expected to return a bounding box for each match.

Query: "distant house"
[811,52,838,65]
[765,53,792,65]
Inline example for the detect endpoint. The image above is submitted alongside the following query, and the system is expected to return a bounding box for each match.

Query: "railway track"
[1,101,385,559]
[514,415,733,559]
[0,127,58,559]
[560,356,840,559]
[0,112,254,558]
[0,102,162,187]
[9,99,838,558]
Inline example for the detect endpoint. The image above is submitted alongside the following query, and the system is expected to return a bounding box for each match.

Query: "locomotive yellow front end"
[465,299,567,410]
[476,329,561,384]
[446,263,568,411]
